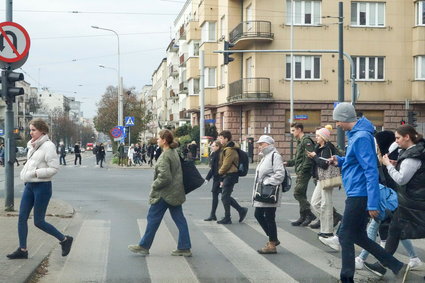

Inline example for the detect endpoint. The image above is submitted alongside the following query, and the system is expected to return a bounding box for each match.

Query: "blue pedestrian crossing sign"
[125,116,135,126]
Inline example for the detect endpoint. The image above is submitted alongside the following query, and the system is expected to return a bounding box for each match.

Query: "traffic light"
[223,40,235,65]
[407,111,418,128]
[1,71,24,103]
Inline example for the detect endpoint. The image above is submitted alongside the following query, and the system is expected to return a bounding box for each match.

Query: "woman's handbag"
[318,165,342,190]
[254,182,279,203]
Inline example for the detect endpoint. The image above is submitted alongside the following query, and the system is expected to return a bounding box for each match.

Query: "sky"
[6,0,187,118]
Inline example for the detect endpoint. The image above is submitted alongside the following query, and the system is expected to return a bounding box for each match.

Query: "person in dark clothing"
[141,144,147,164]
[118,143,125,166]
[217,130,248,224]
[97,143,106,168]
[59,142,66,166]
[204,140,223,221]
[155,145,162,161]
[74,142,81,165]
[188,141,198,160]
[93,144,100,165]
[182,143,189,160]
[364,125,425,277]
[148,144,155,167]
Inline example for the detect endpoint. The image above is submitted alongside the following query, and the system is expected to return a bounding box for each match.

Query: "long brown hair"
[158,129,178,149]
[396,125,423,144]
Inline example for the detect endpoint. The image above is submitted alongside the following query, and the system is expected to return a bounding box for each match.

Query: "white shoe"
[408,257,423,270]
[319,235,340,251]
[379,240,386,248]
[355,256,364,270]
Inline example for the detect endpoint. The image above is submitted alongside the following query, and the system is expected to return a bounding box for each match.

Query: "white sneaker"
[379,240,386,248]
[408,257,423,270]
[319,235,340,251]
[355,256,364,270]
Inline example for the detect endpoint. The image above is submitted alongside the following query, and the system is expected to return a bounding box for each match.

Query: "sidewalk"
[0,198,74,283]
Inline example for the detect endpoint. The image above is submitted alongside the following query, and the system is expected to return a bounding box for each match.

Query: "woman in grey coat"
[252,135,286,254]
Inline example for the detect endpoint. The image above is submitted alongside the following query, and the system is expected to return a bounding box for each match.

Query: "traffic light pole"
[3,70,16,211]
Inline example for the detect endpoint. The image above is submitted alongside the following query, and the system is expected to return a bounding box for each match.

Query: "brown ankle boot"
[257,242,277,254]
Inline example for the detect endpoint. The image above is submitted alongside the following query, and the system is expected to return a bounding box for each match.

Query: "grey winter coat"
[149,147,185,206]
[252,145,286,208]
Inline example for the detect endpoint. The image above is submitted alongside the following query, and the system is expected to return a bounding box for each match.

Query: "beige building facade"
[162,0,425,157]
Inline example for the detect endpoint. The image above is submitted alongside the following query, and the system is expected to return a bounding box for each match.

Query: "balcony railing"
[229,21,273,44]
[228,78,273,102]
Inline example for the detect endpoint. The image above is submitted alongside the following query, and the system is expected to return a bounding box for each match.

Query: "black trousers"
[221,174,242,218]
[74,154,81,165]
[254,207,278,242]
[59,155,66,165]
[209,179,222,217]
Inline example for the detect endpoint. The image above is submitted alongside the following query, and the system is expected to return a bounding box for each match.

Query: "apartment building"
[165,0,424,156]
[151,58,169,131]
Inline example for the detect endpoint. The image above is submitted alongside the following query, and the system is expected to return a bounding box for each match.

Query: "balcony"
[179,110,190,120]
[179,53,187,67]
[169,65,178,77]
[229,21,273,45]
[179,24,186,40]
[228,78,273,102]
[179,82,188,94]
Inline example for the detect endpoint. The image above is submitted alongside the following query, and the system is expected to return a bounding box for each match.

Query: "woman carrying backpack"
[203,140,222,221]
[306,127,342,238]
[128,129,191,257]
[252,135,285,254]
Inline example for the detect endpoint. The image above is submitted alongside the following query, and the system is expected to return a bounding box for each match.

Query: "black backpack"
[235,148,249,177]
[272,152,292,192]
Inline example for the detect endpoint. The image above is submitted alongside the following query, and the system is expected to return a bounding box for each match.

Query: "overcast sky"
[7,0,186,118]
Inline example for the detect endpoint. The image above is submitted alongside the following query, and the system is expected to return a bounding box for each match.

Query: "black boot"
[291,211,306,226]
[301,211,316,226]
[333,209,342,227]
[309,219,320,229]
[204,215,217,221]
[217,217,232,224]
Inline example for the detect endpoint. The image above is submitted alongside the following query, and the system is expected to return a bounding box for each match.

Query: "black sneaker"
[60,236,73,256]
[217,217,232,224]
[317,232,334,238]
[239,207,248,223]
[204,216,217,221]
[309,220,320,229]
[364,261,387,277]
[7,248,28,259]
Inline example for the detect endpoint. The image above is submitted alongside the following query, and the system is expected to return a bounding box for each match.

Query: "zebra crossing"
[38,216,425,283]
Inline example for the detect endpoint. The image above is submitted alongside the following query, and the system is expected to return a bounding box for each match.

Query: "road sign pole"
[1,0,15,211]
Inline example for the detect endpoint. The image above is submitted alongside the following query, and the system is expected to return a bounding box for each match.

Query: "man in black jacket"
[74,142,81,165]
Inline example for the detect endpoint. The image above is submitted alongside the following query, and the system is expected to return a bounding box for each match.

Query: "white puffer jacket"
[20,134,59,183]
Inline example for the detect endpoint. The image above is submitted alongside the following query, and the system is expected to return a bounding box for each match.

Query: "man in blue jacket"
[329,103,406,283]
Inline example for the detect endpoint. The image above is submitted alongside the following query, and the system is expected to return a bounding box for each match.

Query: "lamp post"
[91,26,123,127]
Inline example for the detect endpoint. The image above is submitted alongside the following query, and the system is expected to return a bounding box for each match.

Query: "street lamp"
[91,25,123,127]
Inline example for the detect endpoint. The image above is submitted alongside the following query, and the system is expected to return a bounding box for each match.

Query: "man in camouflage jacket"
[285,123,316,226]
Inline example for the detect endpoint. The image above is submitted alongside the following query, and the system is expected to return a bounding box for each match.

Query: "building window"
[188,78,200,95]
[188,41,199,57]
[351,2,385,27]
[353,56,385,81]
[286,55,321,80]
[416,1,425,26]
[204,67,216,87]
[416,56,425,80]
[201,22,216,43]
[286,0,321,25]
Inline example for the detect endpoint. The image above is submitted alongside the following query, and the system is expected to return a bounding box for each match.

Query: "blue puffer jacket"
[336,117,379,210]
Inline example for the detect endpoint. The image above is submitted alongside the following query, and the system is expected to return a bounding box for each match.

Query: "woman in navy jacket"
[204,140,222,221]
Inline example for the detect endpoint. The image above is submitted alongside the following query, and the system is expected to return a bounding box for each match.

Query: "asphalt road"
[2,153,425,282]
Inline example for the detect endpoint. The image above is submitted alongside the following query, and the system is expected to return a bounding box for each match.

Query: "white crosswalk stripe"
[193,219,298,282]
[137,219,200,282]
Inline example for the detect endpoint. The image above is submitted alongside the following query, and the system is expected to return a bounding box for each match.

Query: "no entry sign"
[0,22,30,68]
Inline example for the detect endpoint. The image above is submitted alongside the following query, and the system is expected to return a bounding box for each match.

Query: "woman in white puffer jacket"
[252,135,286,254]
[6,119,73,260]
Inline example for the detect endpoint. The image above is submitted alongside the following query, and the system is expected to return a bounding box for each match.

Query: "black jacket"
[394,140,425,239]
[206,150,221,182]
[311,142,337,179]
[74,145,81,154]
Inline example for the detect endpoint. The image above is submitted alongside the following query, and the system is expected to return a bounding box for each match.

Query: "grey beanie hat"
[333,102,357,122]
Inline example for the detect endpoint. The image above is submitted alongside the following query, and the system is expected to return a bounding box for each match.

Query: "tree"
[190,125,200,145]
[175,123,191,137]
[94,85,153,145]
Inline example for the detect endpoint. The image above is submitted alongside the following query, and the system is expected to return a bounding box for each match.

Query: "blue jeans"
[359,219,417,260]
[339,197,402,283]
[139,198,191,250]
[18,182,65,249]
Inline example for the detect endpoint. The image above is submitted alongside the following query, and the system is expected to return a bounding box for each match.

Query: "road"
[2,153,425,282]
